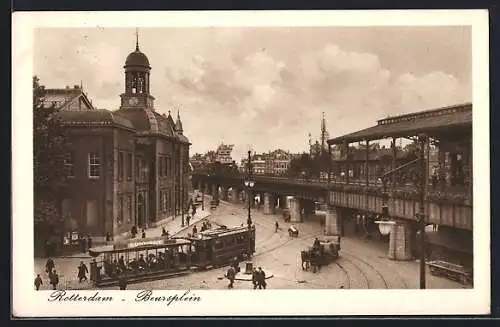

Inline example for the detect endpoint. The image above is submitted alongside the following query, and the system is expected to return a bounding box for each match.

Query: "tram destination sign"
[113,237,178,250]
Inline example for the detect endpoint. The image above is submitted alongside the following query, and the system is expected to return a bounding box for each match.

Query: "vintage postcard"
[12,10,490,317]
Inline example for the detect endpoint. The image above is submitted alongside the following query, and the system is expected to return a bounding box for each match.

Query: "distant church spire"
[135,28,139,51]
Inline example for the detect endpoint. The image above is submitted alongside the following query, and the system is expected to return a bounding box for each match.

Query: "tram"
[88,225,256,287]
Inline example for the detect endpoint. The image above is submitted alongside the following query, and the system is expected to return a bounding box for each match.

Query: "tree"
[33,76,68,229]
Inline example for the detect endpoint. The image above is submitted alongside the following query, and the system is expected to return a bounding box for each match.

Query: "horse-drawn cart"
[300,235,340,273]
[426,260,472,285]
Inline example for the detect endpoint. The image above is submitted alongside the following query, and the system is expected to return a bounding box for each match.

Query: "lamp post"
[417,133,428,290]
[245,150,255,228]
[244,150,255,256]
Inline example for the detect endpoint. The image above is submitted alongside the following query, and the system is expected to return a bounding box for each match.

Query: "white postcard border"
[12,10,490,317]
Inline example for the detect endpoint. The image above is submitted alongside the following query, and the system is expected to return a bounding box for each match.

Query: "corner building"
[55,42,191,241]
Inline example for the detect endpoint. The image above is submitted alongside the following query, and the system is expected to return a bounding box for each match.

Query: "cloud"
[34,28,471,162]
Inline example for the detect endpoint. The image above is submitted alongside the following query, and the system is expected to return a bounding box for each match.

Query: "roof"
[43,86,95,111]
[124,48,150,68]
[55,109,134,129]
[328,103,472,144]
[113,107,190,143]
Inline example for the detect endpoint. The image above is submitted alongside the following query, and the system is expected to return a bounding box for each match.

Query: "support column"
[263,193,275,215]
[204,183,209,195]
[231,188,240,204]
[388,222,414,261]
[221,186,229,201]
[325,206,342,236]
[197,181,203,192]
[289,197,301,222]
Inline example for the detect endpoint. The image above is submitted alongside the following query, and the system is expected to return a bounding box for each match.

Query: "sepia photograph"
[12,10,490,316]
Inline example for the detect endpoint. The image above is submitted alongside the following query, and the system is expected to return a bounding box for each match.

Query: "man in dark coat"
[257,267,266,289]
[141,229,146,239]
[119,276,128,290]
[78,261,89,282]
[192,225,198,236]
[50,270,59,290]
[226,266,236,289]
[87,236,93,249]
[251,268,258,289]
[45,258,55,275]
[34,274,43,290]
[275,221,279,233]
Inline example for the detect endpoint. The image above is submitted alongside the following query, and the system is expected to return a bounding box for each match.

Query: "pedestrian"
[80,236,87,253]
[131,226,138,238]
[34,274,43,290]
[251,268,258,289]
[192,205,196,217]
[106,232,111,242]
[226,266,236,289]
[257,267,267,289]
[192,225,198,236]
[90,258,98,282]
[275,220,279,233]
[141,229,146,239]
[87,235,93,249]
[118,276,128,290]
[78,261,89,282]
[45,258,55,275]
[161,227,167,236]
[50,270,59,290]
[186,215,191,226]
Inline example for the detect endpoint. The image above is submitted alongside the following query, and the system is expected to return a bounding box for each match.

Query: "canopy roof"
[328,103,472,145]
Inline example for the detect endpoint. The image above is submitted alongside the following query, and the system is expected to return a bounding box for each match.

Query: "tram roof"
[88,237,191,256]
[192,226,251,240]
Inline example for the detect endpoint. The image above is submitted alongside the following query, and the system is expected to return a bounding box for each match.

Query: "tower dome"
[124,31,150,69]
[124,48,150,68]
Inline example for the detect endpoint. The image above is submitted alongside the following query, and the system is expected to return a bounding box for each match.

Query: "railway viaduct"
[192,103,473,264]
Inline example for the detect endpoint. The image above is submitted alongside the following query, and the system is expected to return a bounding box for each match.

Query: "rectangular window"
[86,200,98,227]
[118,151,124,180]
[64,151,74,177]
[88,152,101,178]
[163,157,168,177]
[167,157,171,177]
[136,158,141,180]
[127,195,132,223]
[127,153,133,180]
[118,196,124,224]
[162,191,167,212]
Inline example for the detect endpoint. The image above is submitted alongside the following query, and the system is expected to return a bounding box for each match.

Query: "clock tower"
[120,31,155,109]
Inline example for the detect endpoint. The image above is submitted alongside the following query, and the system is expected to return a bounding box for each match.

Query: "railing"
[192,171,471,203]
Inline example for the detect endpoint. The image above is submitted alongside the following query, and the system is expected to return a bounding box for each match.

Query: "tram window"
[225,238,235,247]
[214,239,223,250]
[236,236,244,244]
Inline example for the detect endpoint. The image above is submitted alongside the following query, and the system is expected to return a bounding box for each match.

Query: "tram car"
[182,225,256,269]
[88,225,256,287]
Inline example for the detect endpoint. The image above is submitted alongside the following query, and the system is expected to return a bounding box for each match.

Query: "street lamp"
[245,150,255,228]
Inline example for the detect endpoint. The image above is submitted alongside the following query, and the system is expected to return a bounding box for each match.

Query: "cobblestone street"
[35,195,470,291]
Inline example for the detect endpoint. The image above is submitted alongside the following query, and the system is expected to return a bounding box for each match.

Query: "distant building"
[215,143,234,164]
[239,149,292,176]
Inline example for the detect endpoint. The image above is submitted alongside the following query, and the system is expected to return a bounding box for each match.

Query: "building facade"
[53,41,190,240]
[215,143,234,164]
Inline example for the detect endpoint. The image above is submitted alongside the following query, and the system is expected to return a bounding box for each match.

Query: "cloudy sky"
[34,27,471,161]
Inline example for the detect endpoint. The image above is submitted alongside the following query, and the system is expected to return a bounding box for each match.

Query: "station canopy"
[327,103,472,145]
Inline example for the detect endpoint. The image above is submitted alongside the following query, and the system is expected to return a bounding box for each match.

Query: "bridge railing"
[192,171,471,203]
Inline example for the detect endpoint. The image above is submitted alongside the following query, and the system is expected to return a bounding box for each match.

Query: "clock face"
[128,97,139,105]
